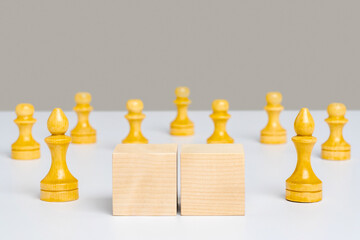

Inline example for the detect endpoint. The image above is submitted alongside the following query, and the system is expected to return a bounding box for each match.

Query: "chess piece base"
[40,188,79,202]
[11,149,40,160]
[71,134,96,144]
[321,148,350,160]
[286,181,322,192]
[122,138,148,144]
[286,189,322,203]
[207,138,234,144]
[170,125,194,136]
[260,133,286,144]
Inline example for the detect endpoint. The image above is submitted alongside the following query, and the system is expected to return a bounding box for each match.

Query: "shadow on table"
[0,149,12,159]
[236,133,259,144]
[313,148,322,160]
[86,196,112,215]
[177,202,181,216]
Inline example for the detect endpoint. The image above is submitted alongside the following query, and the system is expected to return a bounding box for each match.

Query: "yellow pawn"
[321,103,351,160]
[11,103,40,160]
[70,92,96,144]
[207,99,234,144]
[40,108,79,202]
[286,108,322,203]
[122,99,148,144]
[170,87,194,136]
[260,92,286,144]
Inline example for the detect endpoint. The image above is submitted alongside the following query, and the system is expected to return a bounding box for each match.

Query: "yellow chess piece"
[207,99,234,144]
[122,99,148,144]
[170,87,194,136]
[321,103,351,160]
[286,108,322,203]
[260,92,286,144]
[11,103,40,160]
[40,108,79,202]
[70,92,96,144]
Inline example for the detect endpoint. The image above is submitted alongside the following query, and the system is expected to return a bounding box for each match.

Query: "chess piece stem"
[40,108,79,202]
[207,99,234,144]
[11,103,40,160]
[286,108,322,203]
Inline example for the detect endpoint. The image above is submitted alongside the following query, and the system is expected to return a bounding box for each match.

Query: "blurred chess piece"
[71,92,96,144]
[170,87,194,136]
[122,99,148,144]
[207,99,234,144]
[321,103,350,160]
[260,92,286,144]
[11,103,40,160]
[40,108,79,202]
[286,108,322,203]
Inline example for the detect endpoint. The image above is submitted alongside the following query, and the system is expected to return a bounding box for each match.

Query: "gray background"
[0,1,358,111]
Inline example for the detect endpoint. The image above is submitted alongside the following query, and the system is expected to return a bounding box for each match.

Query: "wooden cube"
[181,144,245,216]
[112,144,177,216]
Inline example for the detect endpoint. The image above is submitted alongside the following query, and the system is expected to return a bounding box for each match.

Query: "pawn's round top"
[47,108,69,135]
[16,103,34,117]
[266,92,282,105]
[212,99,229,112]
[327,103,346,118]
[294,108,315,136]
[75,92,91,105]
[175,87,190,98]
[127,99,144,113]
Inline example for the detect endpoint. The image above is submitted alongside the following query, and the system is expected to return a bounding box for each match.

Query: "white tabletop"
[0,110,359,240]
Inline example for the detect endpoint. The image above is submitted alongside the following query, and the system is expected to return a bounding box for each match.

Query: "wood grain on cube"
[112,144,177,216]
[181,144,245,216]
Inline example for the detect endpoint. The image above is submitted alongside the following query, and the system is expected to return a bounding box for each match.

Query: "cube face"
[112,144,177,216]
[181,144,245,216]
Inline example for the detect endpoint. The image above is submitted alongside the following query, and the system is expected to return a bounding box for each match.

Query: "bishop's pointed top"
[294,108,315,136]
[47,108,69,135]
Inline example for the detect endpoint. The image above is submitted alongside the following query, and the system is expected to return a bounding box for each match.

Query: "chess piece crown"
[170,86,194,136]
[321,103,350,160]
[71,92,96,144]
[122,99,148,144]
[11,103,40,160]
[207,99,234,144]
[286,108,322,203]
[260,92,286,144]
[40,108,79,202]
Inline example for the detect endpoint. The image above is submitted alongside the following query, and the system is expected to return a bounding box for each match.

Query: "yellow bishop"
[286,108,322,203]
[40,108,79,202]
